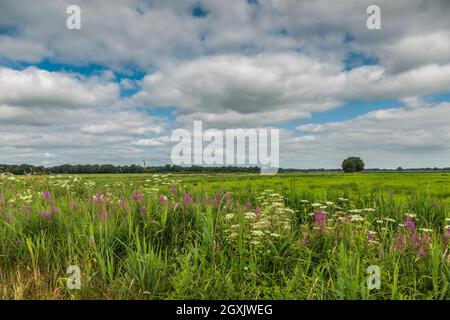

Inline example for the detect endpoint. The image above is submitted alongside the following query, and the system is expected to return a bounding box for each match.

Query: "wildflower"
[131,193,144,202]
[315,211,326,223]
[41,211,51,219]
[405,216,417,235]
[100,211,109,220]
[159,195,168,204]
[225,214,234,220]
[94,193,102,202]
[140,205,147,215]
[251,230,265,237]
[368,231,377,242]
[5,214,13,222]
[255,207,261,217]
[170,186,177,195]
[43,191,51,200]
[23,205,31,215]
[244,212,256,219]
[418,247,426,258]
[244,202,252,211]
[71,202,78,211]
[183,192,193,203]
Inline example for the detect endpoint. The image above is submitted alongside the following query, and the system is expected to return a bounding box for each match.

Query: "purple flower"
[94,193,102,202]
[418,247,426,258]
[71,202,78,211]
[255,207,261,217]
[23,205,31,215]
[140,205,147,215]
[419,235,430,244]
[315,211,327,223]
[405,216,417,233]
[51,206,60,216]
[159,195,168,204]
[43,191,51,200]
[100,211,109,220]
[170,186,177,195]
[183,192,193,203]
[41,211,51,219]
[131,193,144,202]
[5,214,13,222]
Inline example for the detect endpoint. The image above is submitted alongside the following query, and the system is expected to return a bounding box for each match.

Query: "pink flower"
[131,193,144,202]
[140,205,147,215]
[100,211,109,220]
[41,211,51,219]
[255,207,261,217]
[418,247,426,258]
[315,211,327,223]
[5,214,13,222]
[71,202,78,211]
[183,192,193,203]
[94,193,102,202]
[159,195,168,204]
[405,216,416,233]
[23,206,31,215]
[43,191,51,200]
[170,186,177,195]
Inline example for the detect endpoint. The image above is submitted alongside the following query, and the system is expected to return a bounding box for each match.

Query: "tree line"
[0,163,449,175]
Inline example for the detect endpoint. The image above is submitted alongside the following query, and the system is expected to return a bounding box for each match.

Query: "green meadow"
[0,172,449,299]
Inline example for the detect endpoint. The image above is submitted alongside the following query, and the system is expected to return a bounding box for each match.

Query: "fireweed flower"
[100,211,109,220]
[131,193,144,202]
[183,192,193,203]
[418,247,426,258]
[41,211,51,219]
[94,193,102,202]
[43,191,51,200]
[159,195,168,204]
[23,205,31,215]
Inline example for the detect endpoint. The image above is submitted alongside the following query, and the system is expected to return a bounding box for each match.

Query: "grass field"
[0,172,449,299]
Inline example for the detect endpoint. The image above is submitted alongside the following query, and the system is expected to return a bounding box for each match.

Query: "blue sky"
[0,0,449,168]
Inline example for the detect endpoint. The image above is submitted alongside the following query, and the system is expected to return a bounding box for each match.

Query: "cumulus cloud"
[0,0,449,167]
[292,102,450,168]
[136,53,450,126]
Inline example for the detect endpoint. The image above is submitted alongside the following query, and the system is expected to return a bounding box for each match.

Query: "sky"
[0,0,450,169]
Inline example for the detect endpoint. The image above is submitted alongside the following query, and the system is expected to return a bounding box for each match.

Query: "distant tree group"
[0,164,262,175]
[342,157,365,173]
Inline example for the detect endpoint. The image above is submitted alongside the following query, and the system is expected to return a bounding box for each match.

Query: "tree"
[342,157,365,173]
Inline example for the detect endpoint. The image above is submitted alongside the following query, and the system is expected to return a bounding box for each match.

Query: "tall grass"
[0,173,449,299]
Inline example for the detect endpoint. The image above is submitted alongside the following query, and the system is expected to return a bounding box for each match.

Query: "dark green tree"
[342,157,365,173]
